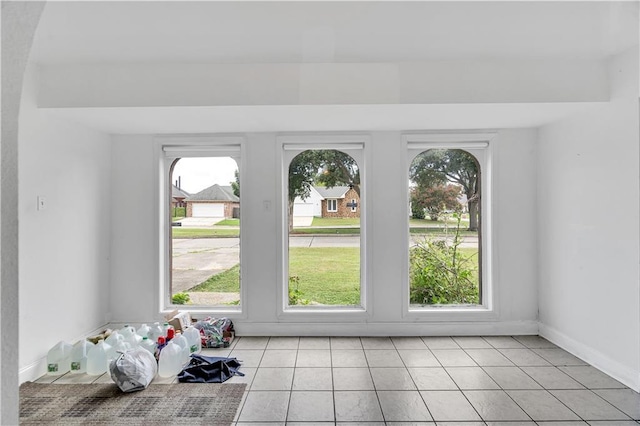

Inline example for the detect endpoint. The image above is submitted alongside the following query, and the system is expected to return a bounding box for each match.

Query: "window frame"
[327,199,338,212]
[156,135,246,318]
[277,135,371,321]
[402,132,496,321]
[350,198,357,213]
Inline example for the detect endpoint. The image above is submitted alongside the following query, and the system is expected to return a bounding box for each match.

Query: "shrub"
[172,292,191,305]
[409,214,478,305]
[288,275,310,306]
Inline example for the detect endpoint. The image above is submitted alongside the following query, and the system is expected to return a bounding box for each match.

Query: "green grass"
[289,247,361,305]
[310,217,360,227]
[189,264,240,292]
[291,228,361,235]
[172,228,239,238]
[215,219,239,226]
[409,218,471,227]
[187,245,479,306]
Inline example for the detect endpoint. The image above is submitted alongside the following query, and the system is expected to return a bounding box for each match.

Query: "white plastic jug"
[46,341,73,375]
[157,341,184,378]
[119,324,136,339]
[104,330,122,346]
[183,326,202,354]
[109,340,132,362]
[172,334,191,364]
[148,322,164,342]
[139,336,156,354]
[136,324,150,339]
[70,339,94,374]
[86,340,112,375]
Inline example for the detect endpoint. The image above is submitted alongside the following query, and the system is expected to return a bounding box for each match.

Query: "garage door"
[192,203,225,217]
[293,202,315,217]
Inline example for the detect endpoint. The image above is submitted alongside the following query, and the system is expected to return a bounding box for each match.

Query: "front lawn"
[189,264,240,292]
[215,218,239,226]
[310,217,360,227]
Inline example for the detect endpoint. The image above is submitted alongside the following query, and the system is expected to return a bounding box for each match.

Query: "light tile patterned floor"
[36,335,640,425]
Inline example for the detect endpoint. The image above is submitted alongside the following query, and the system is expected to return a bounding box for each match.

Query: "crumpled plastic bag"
[109,348,157,392]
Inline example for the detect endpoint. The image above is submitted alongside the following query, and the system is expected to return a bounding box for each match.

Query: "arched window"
[408,149,482,307]
[286,149,362,308]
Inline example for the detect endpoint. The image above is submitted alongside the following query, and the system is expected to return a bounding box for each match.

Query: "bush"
[172,207,186,218]
[172,292,191,305]
[288,276,310,306]
[409,214,478,305]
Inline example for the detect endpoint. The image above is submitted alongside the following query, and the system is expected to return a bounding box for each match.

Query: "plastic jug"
[69,339,94,374]
[157,341,184,378]
[104,330,122,346]
[137,324,150,339]
[183,326,202,354]
[148,322,164,342]
[123,328,142,348]
[46,341,73,375]
[119,324,136,340]
[86,340,112,375]
[172,333,191,364]
[139,336,156,355]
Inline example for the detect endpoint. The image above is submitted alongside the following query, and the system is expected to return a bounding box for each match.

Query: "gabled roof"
[185,184,239,202]
[314,185,351,199]
[172,184,190,199]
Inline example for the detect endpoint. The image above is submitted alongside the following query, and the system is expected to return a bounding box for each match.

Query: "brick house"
[185,184,239,218]
[315,186,360,218]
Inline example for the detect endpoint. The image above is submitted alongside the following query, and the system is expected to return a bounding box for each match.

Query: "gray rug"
[19,381,247,425]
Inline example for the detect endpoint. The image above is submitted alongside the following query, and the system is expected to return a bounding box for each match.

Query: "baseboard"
[539,323,640,392]
[234,320,539,336]
[19,323,110,384]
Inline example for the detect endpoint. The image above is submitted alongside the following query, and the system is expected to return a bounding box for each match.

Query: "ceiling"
[31,1,638,64]
[29,1,638,134]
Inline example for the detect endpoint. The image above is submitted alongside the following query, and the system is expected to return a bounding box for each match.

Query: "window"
[405,134,493,315]
[350,199,357,212]
[161,143,243,313]
[282,142,366,313]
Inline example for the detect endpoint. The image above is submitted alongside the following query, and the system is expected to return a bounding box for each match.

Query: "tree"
[410,149,480,231]
[230,169,240,197]
[411,184,462,221]
[288,149,359,232]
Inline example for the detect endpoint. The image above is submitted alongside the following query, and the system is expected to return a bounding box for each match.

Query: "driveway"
[176,217,224,227]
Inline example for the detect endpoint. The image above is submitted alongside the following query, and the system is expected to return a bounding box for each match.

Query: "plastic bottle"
[162,322,171,337]
[172,333,191,364]
[140,336,156,355]
[183,326,202,354]
[86,340,112,375]
[157,341,184,377]
[137,324,150,339]
[108,340,131,362]
[69,339,94,374]
[148,322,164,342]
[123,329,142,348]
[166,327,175,341]
[46,341,73,375]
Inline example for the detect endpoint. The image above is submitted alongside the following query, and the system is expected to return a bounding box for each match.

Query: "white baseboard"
[19,323,109,384]
[539,323,640,392]
[234,320,539,336]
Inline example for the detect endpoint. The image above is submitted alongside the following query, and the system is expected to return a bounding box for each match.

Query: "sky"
[172,157,238,194]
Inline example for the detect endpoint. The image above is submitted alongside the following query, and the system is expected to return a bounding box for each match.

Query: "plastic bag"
[177,354,243,383]
[109,347,157,392]
[193,317,234,348]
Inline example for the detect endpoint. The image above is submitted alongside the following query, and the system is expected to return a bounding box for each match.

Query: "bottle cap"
[167,328,175,339]
[158,336,166,345]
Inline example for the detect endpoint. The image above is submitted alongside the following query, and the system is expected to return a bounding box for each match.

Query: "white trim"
[277,134,370,320]
[234,320,539,337]
[156,135,246,318]
[539,323,640,392]
[283,143,364,151]
[402,133,496,320]
[327,199,338,212]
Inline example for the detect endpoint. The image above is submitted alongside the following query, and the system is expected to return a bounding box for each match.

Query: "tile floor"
[36,335,640,425]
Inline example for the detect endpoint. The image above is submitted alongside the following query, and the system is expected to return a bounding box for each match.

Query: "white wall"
[18,65,112,382]
[537,48,640,391]
[109,129,539,335]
